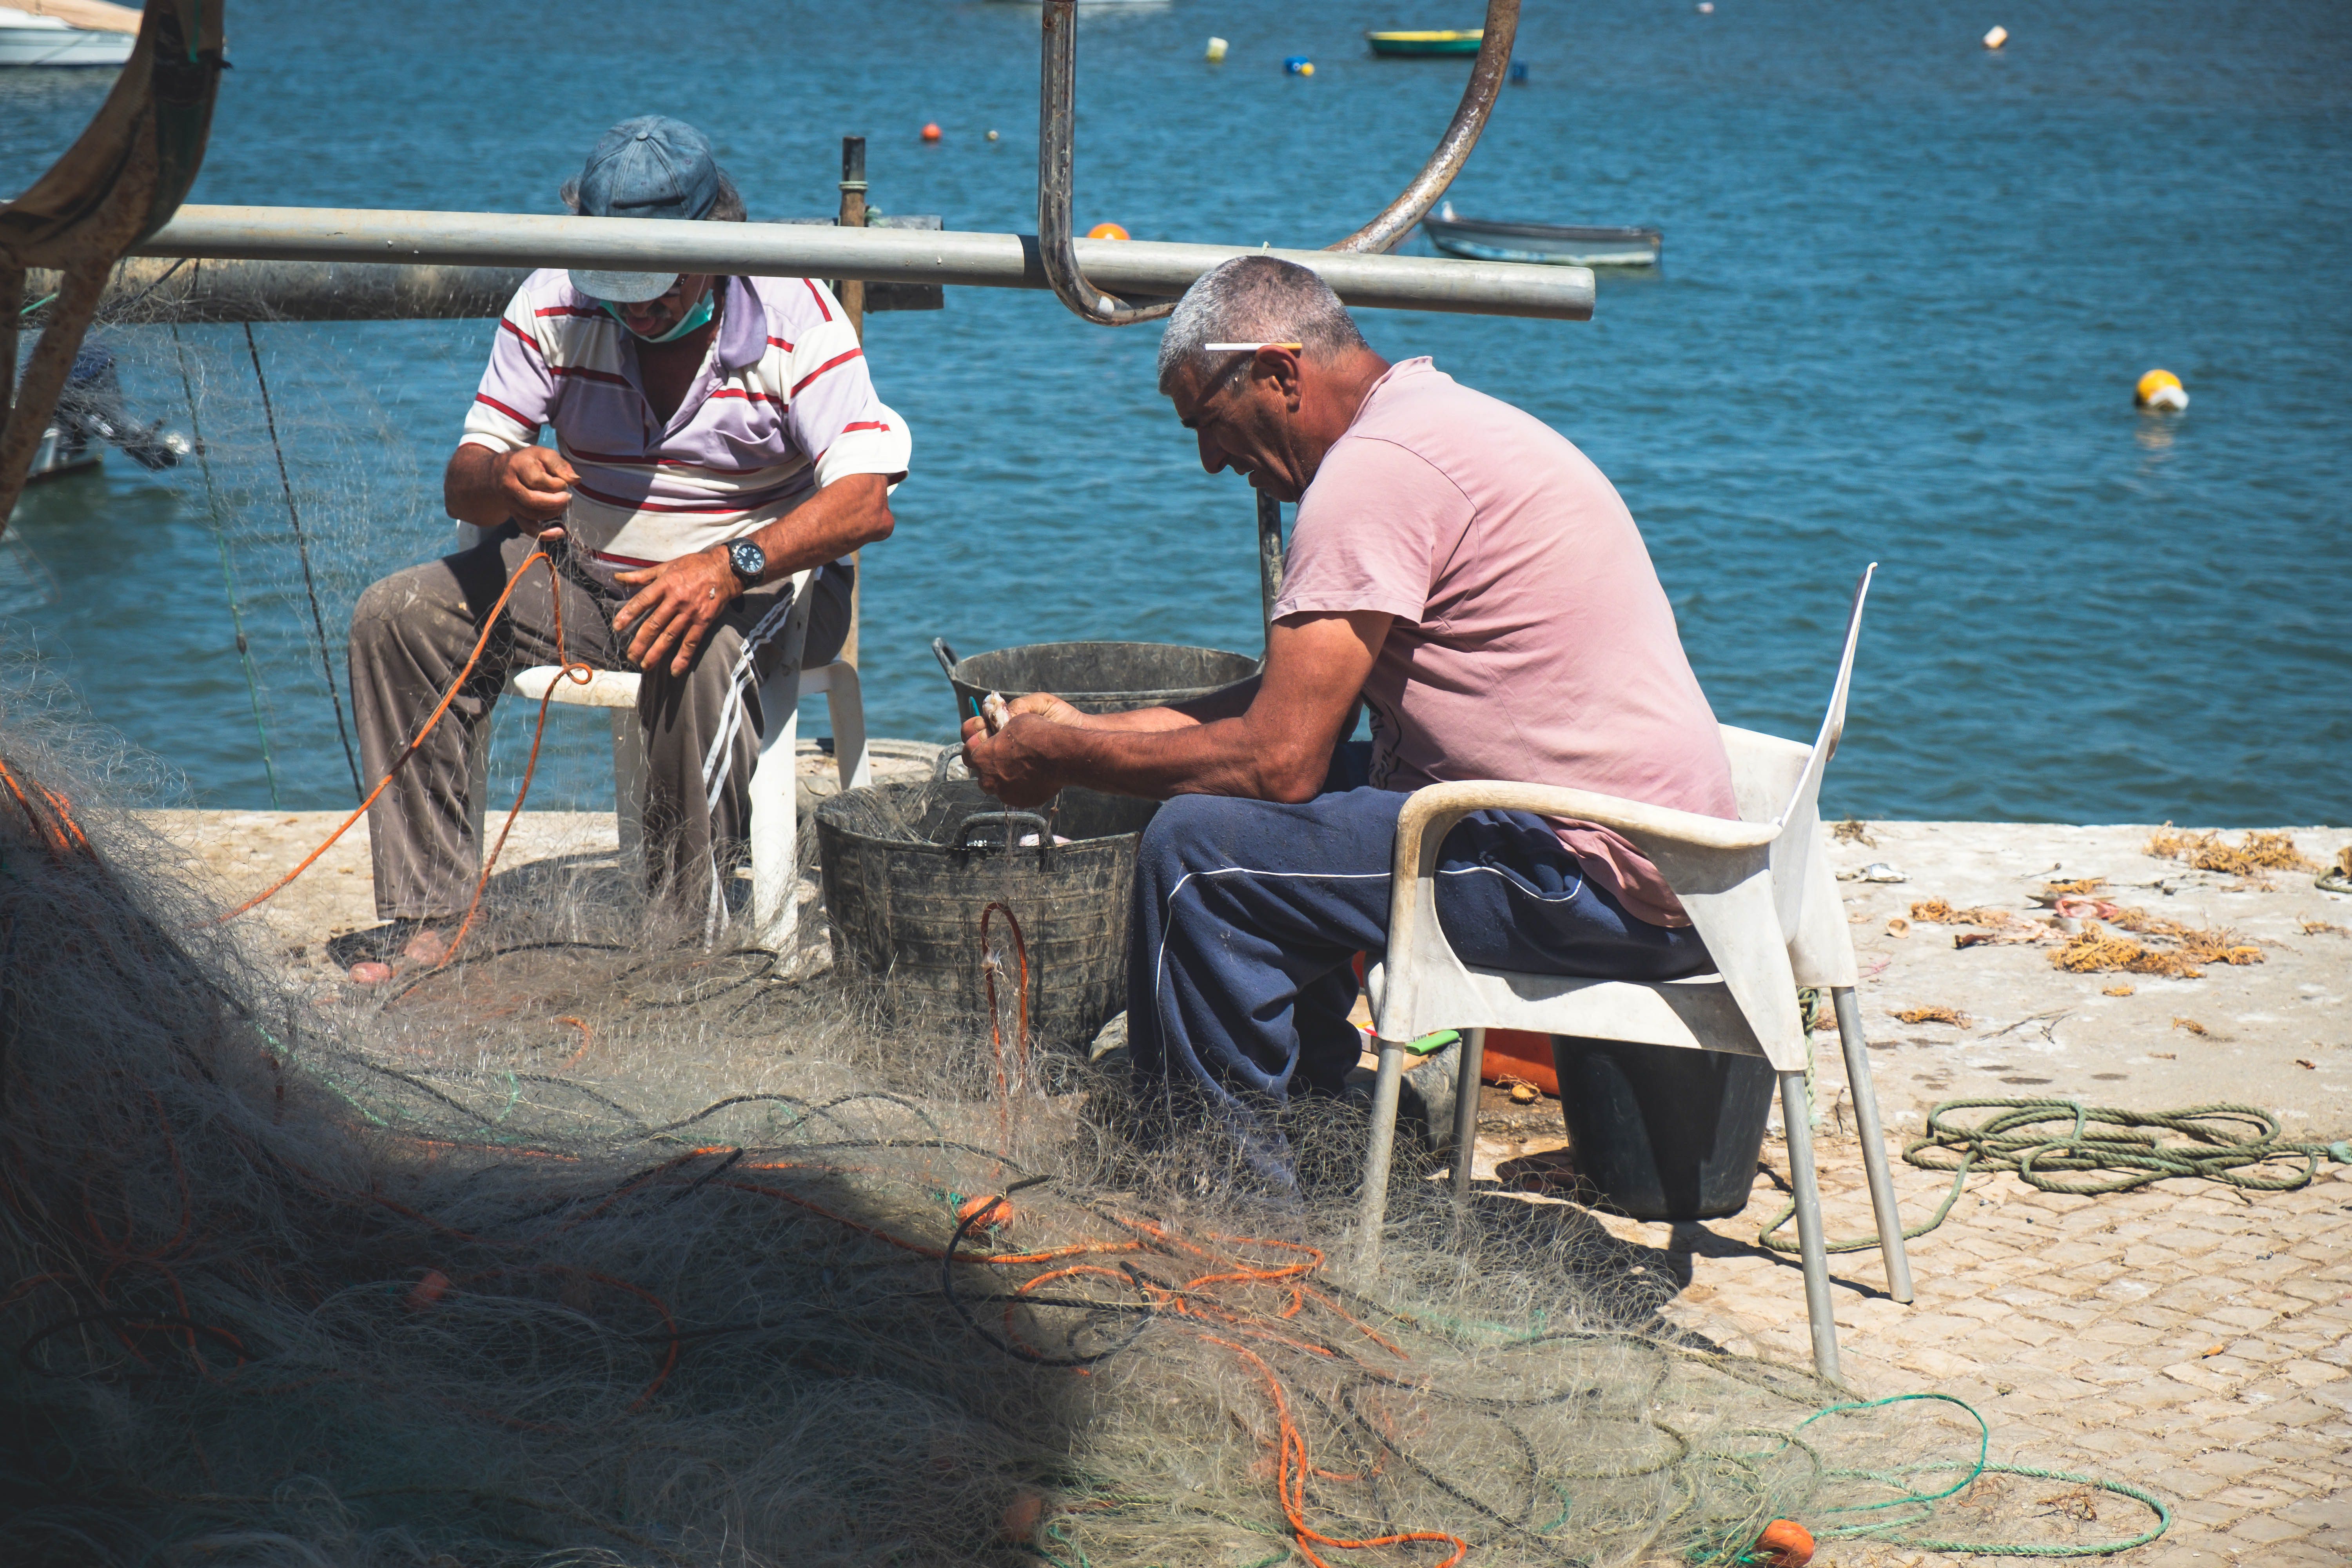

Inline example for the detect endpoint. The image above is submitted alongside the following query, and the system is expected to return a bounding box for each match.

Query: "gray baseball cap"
[568,116,721,304]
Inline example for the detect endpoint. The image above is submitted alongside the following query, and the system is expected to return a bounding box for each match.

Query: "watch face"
[729,540,765,581]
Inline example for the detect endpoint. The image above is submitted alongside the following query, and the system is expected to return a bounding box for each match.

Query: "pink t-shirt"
[1273,358,1736,927]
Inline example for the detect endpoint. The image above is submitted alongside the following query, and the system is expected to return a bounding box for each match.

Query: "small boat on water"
[0,0,137,67]
[1366,28,1483,57]
[1422,201,1663,267]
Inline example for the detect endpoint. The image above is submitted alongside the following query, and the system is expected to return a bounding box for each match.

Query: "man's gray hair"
[1155,255,1369,393]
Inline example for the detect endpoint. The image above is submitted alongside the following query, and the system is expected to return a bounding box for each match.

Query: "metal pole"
[1256,491,1285,639]
[1036,0,1173,325]
[1779,1069,1843,1382]
[131,207,1596,322]
[1450,1026,1487,1207]
[837,136,867,338]
[1833,985,1915,1303]
[837,135,867,671]
[1357,1036,1409,1267]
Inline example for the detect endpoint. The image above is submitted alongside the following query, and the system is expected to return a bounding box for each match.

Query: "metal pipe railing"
[1033,0,1524,325]
[131,205,1594,321]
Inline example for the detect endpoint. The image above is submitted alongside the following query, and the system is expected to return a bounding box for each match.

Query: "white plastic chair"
[463,559,870,953]
[1359,565,1908,1381]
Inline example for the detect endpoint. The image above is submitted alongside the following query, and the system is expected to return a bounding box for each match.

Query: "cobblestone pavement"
[1470,1112,2352,1566]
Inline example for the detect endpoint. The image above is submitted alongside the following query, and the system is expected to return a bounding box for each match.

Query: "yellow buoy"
[1087,222,1130,241]
[1983,24,2008,49]
[2135,368,2188,412]
[1299,61,1315,76]
[1205,35,1229,63]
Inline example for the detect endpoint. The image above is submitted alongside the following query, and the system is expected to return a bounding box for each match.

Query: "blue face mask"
[604,287,715,343]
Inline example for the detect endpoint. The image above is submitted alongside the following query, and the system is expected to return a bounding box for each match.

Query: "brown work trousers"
[348,526,849,929]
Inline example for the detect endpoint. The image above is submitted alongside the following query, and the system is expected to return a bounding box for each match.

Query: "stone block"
[2223,1508,2314,1544]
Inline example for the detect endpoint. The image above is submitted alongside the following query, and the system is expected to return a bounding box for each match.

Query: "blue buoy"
[1283,55,1313,76]
[1509,60,1529,83]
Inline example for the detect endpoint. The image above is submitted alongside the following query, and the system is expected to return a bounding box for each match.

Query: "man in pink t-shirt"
[964,257,1733,1134]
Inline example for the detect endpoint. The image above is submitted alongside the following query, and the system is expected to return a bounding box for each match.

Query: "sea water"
[2,0,2346,825]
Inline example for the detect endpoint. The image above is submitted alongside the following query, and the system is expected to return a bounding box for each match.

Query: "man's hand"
[961,713,1070,809]
[496,449,577,534]
[612,547,739,677]
[443,444,577,534]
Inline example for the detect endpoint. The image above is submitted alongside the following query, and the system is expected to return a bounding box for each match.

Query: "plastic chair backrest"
[1768,564,1876,935]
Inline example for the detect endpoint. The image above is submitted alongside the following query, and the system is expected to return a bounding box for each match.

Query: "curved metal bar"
[1036,0,1171,325]
[1034,0,1523,325]
[1329,0,1522,255]
[0,0,225,531]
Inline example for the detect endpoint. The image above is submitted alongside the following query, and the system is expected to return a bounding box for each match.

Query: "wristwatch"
[725,538,767,587]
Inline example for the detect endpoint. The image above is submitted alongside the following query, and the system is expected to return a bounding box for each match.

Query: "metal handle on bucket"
[932,637,961,682]
[954,810,1055,866]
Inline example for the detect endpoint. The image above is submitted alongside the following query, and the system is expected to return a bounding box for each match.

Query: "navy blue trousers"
[1127,773,1712,1118]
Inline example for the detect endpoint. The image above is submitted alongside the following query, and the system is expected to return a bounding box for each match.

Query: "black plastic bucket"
[1549,1036,1777,1221]
[933,638,1259,731]
[815,779,1159,1053]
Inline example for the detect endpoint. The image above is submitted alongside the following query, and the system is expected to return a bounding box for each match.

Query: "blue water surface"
[2,0,2347,824]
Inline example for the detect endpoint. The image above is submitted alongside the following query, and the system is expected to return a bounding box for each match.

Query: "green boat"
[1366,29,1483,57]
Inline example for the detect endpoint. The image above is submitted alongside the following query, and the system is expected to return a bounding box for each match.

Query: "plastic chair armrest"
[1393,779,1777,857]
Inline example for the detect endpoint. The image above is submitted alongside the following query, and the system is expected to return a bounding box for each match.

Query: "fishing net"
[0,713,2172,1568]
[9,282,633,817]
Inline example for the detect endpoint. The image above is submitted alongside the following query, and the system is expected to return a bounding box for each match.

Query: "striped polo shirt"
[459,269,911,565]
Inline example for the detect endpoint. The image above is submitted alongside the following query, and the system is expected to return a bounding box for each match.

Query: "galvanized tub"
[932,638,1258,731]
[814,779,1159,1054]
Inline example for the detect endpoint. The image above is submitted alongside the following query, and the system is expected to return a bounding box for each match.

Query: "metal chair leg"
[1357,1036,1408,1266]
[609,709,648,879]
[1779,1069,1842,1382]
[1450,1026,1486,1206]
[1833,985,1914,1304]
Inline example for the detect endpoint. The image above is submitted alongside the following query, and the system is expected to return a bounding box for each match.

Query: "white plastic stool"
[465,566,869,952]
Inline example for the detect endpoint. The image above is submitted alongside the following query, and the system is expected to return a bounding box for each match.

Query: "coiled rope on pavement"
[1760,1098,2352,1256]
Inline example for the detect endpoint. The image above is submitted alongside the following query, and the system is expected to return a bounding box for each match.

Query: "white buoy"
[1983,24,2009,49]
[1205,36,1229,63]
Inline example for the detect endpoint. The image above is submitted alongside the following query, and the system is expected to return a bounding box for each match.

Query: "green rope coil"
[1759,1098,2352,1254]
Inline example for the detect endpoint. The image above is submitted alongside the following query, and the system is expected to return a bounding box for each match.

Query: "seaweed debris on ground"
[2143,826,2319,880]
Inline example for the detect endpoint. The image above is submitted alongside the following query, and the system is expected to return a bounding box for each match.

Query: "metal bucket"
[933,638,1259,731]
[814,779,1159,1054]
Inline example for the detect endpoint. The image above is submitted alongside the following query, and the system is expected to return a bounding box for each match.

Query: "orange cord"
[207,546,594,978]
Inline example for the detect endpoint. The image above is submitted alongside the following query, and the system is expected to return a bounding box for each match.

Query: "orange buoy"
[1086,222,1130,241]
[958,1194,1014,1232]
[404,1269,452,1312]
[920,122,943,143]
[1754,1519,1816,1567]
[998,1489,1046,1543]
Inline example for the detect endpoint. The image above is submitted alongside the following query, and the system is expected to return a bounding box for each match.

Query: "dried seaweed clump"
[1891,1005,1971,1027]
[2052,922,2208,978]
[2143,826,2318,877]
[1909,898,2011,926]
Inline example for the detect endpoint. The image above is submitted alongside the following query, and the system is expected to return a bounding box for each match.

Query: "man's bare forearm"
[1025,707,1332,803]
[741,474,894,582]
[1063,676,1263,735]
[443,445,516,527]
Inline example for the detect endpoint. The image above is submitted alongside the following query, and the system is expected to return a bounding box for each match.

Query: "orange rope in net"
[207,545,592,973]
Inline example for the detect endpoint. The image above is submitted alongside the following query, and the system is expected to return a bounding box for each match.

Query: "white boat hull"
[0,20,131,66]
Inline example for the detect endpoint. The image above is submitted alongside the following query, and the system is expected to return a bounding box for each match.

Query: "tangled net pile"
[0,726,2169,1566]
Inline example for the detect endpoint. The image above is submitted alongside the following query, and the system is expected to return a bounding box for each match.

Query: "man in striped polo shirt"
[348,117,910,967]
